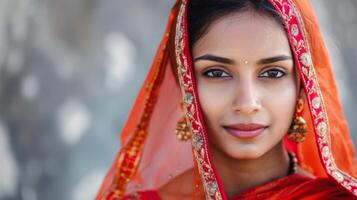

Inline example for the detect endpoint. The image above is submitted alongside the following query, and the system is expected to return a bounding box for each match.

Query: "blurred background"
[0,0,356,200]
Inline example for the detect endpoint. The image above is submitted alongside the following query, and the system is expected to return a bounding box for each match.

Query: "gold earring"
[176,102,191,141]
[176,116,191,141]
[288,99,307,143]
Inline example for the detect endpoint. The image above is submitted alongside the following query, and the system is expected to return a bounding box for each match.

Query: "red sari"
[96,0,357,199]
[122,175,355,199]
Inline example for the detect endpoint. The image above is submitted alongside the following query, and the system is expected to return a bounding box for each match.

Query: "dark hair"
[187,0,284,49]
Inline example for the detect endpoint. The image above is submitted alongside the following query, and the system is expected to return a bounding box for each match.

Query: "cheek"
[196,81,233,123]
[261,79,297,127]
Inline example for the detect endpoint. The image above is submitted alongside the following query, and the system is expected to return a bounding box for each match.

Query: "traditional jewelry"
[288,152,298,175]
[176,102,191,141]
[288,99,307,143]
[175,116,191,141]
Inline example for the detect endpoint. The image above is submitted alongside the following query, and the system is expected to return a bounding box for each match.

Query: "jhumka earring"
[175,102,191,141]
[175,116,191,141]
[288,99,307,143]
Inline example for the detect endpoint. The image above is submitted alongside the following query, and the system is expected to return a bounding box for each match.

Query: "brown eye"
[259,69,285,79]
[203,69,231,78]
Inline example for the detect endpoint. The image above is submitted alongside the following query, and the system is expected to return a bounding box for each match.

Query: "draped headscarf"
[96,0,357,199]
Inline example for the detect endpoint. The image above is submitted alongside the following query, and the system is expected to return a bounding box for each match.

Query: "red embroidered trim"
[269,0,357,197]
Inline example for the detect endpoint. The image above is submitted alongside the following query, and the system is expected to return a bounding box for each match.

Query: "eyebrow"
[194,54,292,65]
[258,55,292,65]
[194,54,235,64]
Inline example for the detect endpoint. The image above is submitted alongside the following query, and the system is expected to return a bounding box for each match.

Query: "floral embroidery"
[184,92,193,105]
[332,170,344,183]
[291,24,299,36]
[322,146,330,158]
[271,0,357,195]
[174,0,357,198]
[178,0,357,198]
[206,181,219,196]
[299,53,312,67]
[317,122,327,136]
[312,97,321,109]
[192,133,203,150]
[175,1,223,199]
[97,1,357,199]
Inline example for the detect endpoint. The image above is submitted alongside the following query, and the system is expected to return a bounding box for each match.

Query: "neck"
[211,141,290,197]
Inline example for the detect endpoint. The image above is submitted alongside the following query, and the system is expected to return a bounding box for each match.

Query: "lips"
[223,123,267,139]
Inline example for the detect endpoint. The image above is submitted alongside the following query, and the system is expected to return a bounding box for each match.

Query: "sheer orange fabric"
[96,0,357,199]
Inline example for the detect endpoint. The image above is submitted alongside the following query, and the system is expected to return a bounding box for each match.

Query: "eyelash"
[202,68,286,79]
[258,69,286,79]
[203,69,231,78]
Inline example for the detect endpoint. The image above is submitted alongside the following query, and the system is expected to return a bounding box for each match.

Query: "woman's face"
[192,11,297,160]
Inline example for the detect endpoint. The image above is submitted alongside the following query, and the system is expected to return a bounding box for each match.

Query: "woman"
[96,0,357,199]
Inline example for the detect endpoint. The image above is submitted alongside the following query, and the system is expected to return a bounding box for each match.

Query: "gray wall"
[0,1,356,200]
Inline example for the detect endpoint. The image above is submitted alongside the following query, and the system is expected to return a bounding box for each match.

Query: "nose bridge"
[233,76,261,114]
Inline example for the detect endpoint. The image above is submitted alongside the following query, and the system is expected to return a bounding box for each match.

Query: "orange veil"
[96,0,357,199]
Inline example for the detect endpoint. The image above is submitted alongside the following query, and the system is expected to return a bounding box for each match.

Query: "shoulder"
[121,169,194,200]
[157,168,194,200]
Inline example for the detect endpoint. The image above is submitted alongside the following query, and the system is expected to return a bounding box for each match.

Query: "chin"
[225,144,268,160]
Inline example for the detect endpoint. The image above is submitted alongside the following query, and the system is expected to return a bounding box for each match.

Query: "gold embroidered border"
[270,0,357,196]
[174,0,357,199]
[175,1,223,199]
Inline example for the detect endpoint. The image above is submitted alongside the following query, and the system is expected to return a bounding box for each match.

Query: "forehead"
[192,11,291,59]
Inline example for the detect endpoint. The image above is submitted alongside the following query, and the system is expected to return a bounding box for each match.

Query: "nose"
[233,79,261,115]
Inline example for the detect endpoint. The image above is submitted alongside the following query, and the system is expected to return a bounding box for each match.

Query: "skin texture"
[159,10,306,199]
[192,10,297,197]
[193,10,296,161]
